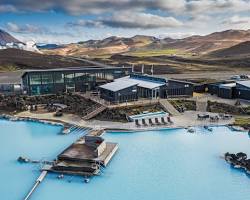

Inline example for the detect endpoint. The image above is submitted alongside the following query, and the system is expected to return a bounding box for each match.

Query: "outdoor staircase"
[82,105,107,120]
[196,99,208,112]
[160,99,180,116]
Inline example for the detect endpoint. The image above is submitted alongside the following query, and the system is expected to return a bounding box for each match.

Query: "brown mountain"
[145,30,250,54]
[0,48,94,72]
[42,29,250,57]
[208,41,250,58]
[0,29,21,45]
[44,35,158,56]
[80,35,157,48]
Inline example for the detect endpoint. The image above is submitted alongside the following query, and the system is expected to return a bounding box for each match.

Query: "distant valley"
[0,29,250,74]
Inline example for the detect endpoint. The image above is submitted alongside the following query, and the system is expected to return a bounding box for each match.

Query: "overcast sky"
[0,0,250,43]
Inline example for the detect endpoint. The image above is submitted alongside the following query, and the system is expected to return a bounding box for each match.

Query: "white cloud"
[224,15,250,25]
[222,15,250,29]
[186,0,250,15]
[1,0,250,43]
[6,22,43,34]
[5,22,77,43]
[105,12,183,29]
[0,4,17,12]
[1,0,249,15]
[68,12,183,29]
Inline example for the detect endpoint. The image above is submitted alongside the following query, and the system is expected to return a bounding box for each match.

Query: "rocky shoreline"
[0,114,73,134]
[225,152,250,175]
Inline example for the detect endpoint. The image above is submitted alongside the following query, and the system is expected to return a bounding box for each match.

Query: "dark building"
[99,74,167,103]
[167,79,194,97]
[207,83,220,95]
[22,67,132,95]
[236,81,250,100]
[206,81,236,97]
[206,80,250,100]
[99,75,194,103]
[218,83,236,99]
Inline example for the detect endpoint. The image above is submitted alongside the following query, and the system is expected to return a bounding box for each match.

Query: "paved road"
[69,56,115,68]
[69,56,250,81]
[157,71,250,81]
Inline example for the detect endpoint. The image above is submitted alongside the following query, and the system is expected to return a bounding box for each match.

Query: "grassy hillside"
[0,48,94,71]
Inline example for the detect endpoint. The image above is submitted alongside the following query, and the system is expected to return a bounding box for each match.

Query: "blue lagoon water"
[1,119,250,200]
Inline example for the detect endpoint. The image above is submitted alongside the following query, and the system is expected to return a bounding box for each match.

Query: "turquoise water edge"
[1,119,250,200]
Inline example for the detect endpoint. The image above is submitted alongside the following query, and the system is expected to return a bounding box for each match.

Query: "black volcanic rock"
[0,29,21,45]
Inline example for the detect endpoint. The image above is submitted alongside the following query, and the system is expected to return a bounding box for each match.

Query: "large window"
[30,74,41,85]
[54,72,64,83]
[41,85,54,94]
[31,85,41,95]
[65,73,75,89]
[75,73,85,82]
[42,73,53,84]
[65,73,74,83]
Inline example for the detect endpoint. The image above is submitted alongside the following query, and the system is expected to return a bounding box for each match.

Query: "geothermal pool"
[1,119,250,200]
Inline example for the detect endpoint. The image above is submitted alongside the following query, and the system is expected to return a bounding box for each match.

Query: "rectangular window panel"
[42,73,53,84]
[65,73,74,83]
[54,73,64,83]
[30,74,41,85]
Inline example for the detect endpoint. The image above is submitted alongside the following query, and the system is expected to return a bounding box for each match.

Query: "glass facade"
[54,73,64,83]
[23,67,132,95]
[42,73,53,84]
[30,74,41,85]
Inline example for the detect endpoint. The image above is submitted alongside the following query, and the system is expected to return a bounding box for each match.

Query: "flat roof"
[118,76,166,89]
[99,75,166,92]
[23,66,102,72]
[219,82,236,89]
[22,66,131,77]
[237,80,250,88]
[99,80,137,92]
[168,79,194,85]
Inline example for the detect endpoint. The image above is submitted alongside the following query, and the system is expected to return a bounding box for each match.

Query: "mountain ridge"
[42,29,250,57]
[0,29,21,46]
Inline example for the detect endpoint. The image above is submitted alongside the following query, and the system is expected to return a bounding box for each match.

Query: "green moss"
[126,49,179,57]
[233,118,250,129]
[207,101,247,115]
[169,99,196,111]
[94,104,165,122]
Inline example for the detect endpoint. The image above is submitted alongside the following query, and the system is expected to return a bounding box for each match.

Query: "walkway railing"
[23,171,48,200]
[76,92,161,108]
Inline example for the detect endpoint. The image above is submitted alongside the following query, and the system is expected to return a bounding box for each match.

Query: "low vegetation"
[125,49,178,57]
[0,49,93,71]
[169,99,196,111]
[0,64,19,72]
[233,118,250,130]
[0,93,99,116]
[94,104,165,122]
[207,101,248,115]
[94,53,250,75]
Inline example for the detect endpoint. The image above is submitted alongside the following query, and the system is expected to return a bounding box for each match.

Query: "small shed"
[236,81,250,100]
